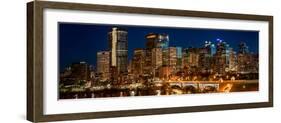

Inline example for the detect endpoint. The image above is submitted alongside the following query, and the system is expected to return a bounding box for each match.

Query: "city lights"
[59,26,259,99]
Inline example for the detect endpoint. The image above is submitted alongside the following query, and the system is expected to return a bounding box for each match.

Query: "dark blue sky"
[59,22,259,71]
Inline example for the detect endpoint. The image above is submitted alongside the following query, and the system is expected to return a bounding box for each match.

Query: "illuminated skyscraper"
[214,40,231,74]
[168,47,177,72]
[97,51,110,80]
[237,53,250,73]
[204,41,216,56]
[152,48,163,69]
[176,47,182,58]
[176,47,182,71]
[229,48,237,72]
[108,27,128,75]
[182,48,200,73]
[188,48,200,68]
[132,48,146,76]
[182,48,190,68]
[152,48,163,77]
[198,41,216,73]
[198,48,212,73]
[237,42,255,73]
[146,33,169,49]
[238,42,249,54]
[145,33,169,75]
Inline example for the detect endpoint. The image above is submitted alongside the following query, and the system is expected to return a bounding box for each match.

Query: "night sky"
[59,22,259,71]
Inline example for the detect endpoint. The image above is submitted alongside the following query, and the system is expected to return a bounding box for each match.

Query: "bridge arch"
[170,85,182,90]
[183,85,197,94]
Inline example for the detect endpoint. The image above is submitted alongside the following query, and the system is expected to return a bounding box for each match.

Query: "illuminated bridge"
[164,80,258,93]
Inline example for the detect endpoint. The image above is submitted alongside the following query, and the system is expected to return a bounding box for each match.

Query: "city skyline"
[59,23,259,99]
[59,23,259,71]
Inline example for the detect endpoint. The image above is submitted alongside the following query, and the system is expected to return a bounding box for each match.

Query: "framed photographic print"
[27,1,273,122]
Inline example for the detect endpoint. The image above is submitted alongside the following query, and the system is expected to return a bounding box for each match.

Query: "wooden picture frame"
[27,1,273,122]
